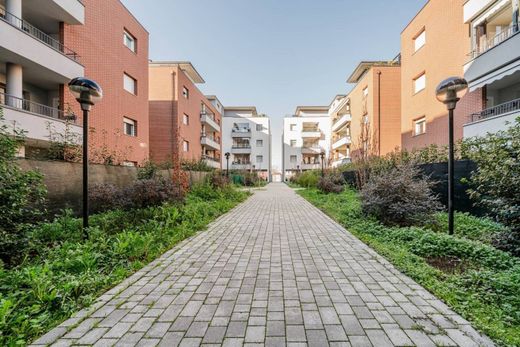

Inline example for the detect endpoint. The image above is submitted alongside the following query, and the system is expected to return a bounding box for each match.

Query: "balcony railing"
[469,25,520,59]
[0,92,76,122]
[469,97,520,123]
[0,8,80,62]
[202,155,220,162]
[232,128,251,133]
[232,144,251,149]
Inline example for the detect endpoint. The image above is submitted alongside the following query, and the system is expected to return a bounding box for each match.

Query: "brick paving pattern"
[32,183,494,346]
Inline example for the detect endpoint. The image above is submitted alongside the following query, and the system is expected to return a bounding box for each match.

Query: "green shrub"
[296,170,320,188]
[317,172,344,193]
[360,162,441,226]
[137,160,159,180]
[181,159,214,172]
[0,113,47,265]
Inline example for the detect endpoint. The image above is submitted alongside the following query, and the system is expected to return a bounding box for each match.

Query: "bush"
[0,112,47,265]
[137,161,159,180]
[207,171,230,189]
[360,162,441,227]
[89,184,128,213]
[317,172,344,193]
[181,159,214,172]
[296,170,320,188]
[126,178,182,209]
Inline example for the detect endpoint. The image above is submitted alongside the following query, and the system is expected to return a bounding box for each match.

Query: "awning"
[468,60,520,91]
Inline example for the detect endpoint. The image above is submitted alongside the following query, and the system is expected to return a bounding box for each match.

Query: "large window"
[414,116,426,136]
[123,117,137,136]
[124,30,136,52]
[414,73,426,94]
[124,73,137,95]
[414,29,426,52]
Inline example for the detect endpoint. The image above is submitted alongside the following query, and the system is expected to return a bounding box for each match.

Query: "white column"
[5,0,22,27]
[6,63,23,107]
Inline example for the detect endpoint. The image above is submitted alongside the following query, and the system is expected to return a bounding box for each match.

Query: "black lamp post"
[296,164,300,173]
[68,77,103,233]
[435,77,468,235]
[225,152,230,177]
[320,151,325,177]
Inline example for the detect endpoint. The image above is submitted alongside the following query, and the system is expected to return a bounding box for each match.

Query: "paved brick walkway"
[33,183,494,347]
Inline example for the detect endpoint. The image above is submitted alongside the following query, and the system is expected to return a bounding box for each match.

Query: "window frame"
[414,116,427,136]
[123,73,137,95]
[290,140,297,147]
[256,124,263,131]
[182,86,189,99]
[123,117,137,137]
[413,28,426,52]
[183,113,190,125]
[256,155,263,163]
[256,139,263,147]
[123,29,137,53]
[413,72,426,94]
[290,155,297,163]
[183,140,189,152]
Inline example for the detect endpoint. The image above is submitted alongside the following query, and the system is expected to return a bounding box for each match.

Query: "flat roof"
[346,60,400,83]
[294,106,329,115]
[224,106,258,116]
[149,61,205,84]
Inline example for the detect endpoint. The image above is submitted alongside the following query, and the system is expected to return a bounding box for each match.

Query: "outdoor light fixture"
[68,77,103,233]
[225,152,230,177]
[320,151,325,177]
[435,77,468,235]
[296,165,300,173]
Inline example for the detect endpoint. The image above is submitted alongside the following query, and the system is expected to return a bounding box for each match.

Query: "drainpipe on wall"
[377,70,382,156]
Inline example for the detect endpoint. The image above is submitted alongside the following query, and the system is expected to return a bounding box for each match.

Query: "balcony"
[200,134,220,151]
[232,162,251,170]
[0,92,82,143]
[202,155,221,169]
[301,163,320,170]
[200,112,220,132]
[463,97,520,138]
[331,114,351,132]
[231,128,252,138]
[332,136,351,150]
[301,146,324,154]
[231,144,252,154]
[332,157,351,168]
[0,9,84,81]
[301,129,322,138]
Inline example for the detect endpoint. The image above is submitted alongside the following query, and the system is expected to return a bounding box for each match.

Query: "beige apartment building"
[400,0,485,151]
[331,61,401,162]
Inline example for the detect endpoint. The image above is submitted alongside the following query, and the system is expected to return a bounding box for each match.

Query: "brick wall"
[63,0,150,164]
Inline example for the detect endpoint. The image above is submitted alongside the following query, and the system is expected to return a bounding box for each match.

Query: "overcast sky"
[122,0,427,171]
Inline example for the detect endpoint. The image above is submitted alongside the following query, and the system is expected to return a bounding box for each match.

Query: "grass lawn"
[0,185,249,346]
[297,187,520,347]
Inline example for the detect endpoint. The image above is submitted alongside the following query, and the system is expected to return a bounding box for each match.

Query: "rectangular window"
[414,73,426,94]
[363,86,368,97]
[256,139,263,147]
[182,86,189,99]
[290,124,296,131]
[123,30,136,52]
[183,140,189,152]
[256,124,263,131]
[290,140,297,147]
[183,114,189,125]
[124,73,137,95]
[256,155,263,163]
[362,114,369,124]
[414,116,426,136]
[414,29,426,52]
[123,117,137,136]
[290,155,297,163]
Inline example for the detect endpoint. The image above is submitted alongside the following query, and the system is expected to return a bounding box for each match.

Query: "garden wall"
[16,159,208,214]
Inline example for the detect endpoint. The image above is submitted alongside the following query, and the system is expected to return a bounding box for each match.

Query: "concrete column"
[5,0,22,27]
[6,63,23,107]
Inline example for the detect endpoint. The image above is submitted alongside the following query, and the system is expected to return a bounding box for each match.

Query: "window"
[183,114,189,125]
[290,140,297,147]
[256,139,263,147]
[124,30,136,52]
[362,115,369,124]
[363,86,368,97]
[290,124,296,131]
[183,140,189,152]
[414,73,426,94]
[256,155,263,163]
[414,29,426,52]
[414,116,426,136]
[122,161,137,167]
[290,155,297,163]
[123,117,137,136]
[124,73,137,95]
[256,124,263,131]
[201,103,206,114]
[182,86,189,99]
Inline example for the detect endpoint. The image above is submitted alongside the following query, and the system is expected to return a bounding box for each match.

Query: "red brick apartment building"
[64,0,150,165]
[149,62,222,169]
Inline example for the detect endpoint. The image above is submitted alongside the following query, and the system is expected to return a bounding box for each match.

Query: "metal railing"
[0,92,76,122]
[469,25,520,59]
[202,155,220,162]
[232,161,251,165]
[470,97,520,123]
[200,134,221,144]
[0,8,80,62]
[232,144,251,149]
[232,128,251,133]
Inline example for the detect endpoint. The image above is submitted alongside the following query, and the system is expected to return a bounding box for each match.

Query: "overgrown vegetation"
[298,188,520,346]
[0,184,249,345]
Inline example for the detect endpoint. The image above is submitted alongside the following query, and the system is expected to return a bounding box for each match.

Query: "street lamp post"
[296,165,300,173]
[225,152,230,177]
[435,77,468,235]
[68,77,103,234]
[320,151,325,177]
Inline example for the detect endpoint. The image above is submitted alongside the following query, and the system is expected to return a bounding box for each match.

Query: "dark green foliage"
[0,112,47,265]
[206,171,231,190]
[0,184,249,345]
[89,183,128,213]
[317,172,344,193]
[137,160,159,180]
[127,178,182,209]
[181,159,215,172]
[294,170,320,188]
[360,162,442,227]
[298,187,520,346]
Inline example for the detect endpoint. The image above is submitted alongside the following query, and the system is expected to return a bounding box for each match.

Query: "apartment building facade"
[149,62,222,168]
[462,0,520,137]
[0,0,85,157]
[334,61,401,162]
[283,106,331,180]
[63,0,150,165]
[221,107,271,180]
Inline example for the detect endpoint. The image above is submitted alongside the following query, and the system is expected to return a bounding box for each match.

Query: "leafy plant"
[181,159,215,172]
[89,184,128,213]
[317,172,345,193]
[137,161,159,180]
[295,170,320,188]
